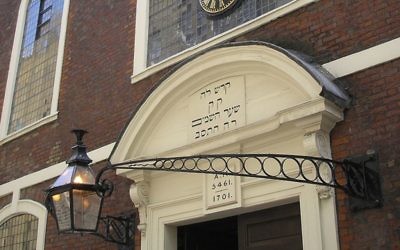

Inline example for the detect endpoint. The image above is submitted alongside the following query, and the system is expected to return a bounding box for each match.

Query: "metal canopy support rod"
[99,153,382,211]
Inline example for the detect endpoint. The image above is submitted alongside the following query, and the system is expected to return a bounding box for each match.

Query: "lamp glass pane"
[50,166,74,188]
[72,190,101,231]
[52,191,71,231]
[72,165,96,184]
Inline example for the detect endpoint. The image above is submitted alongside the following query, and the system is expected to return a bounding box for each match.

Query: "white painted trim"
[144,181,338,250]
[0,112,58,145]
[0,143,115,198]
[323,37,400,78]
[131,0,318,83]
[0,200,48,250]
[0,0,29,139]
[132,0,149,76]
[300,185,323,250]
[0,0,70,140]
[50,0,70,114]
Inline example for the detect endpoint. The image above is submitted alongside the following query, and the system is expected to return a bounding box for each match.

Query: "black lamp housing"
[45,130,104,233]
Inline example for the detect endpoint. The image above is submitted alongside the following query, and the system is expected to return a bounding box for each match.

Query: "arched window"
[0,214,38,249]
[0,0,69,140]
[0,200,47,250]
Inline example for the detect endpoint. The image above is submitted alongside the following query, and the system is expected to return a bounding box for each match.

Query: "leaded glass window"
[0,214,38,250]
[147,0,292,65]
[8,0,64,134]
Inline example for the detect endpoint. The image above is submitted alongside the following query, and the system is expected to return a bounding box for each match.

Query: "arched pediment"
[110,42,347,250]
[111,42,349,163]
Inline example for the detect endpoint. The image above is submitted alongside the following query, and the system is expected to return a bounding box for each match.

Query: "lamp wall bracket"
[94,214,136,246]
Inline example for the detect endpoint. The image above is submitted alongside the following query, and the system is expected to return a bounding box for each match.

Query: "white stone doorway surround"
[111,42,348,250]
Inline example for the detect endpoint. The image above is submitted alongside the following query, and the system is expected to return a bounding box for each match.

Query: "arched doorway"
[111,42,349,250]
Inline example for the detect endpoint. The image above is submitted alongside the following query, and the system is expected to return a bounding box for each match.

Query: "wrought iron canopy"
[45,130,383,247]
[100,153,382,210]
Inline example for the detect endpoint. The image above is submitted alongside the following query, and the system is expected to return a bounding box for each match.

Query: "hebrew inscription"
[189,76,246,142]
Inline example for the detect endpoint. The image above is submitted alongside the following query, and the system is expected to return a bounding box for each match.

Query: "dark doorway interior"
[177,216,238,250]
[177,203,302,250]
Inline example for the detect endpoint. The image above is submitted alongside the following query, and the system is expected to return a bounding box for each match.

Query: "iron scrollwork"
[95,214,136,247]
[98,153,382,211]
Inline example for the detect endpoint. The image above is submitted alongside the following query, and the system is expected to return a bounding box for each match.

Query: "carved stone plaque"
[189,76,246,142]
[205,173,237,209]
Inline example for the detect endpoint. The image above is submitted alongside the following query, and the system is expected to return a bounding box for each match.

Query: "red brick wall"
[0,0,19,112]
[235,0,400,64]
[0,195,12,211]
[331,59,400,249]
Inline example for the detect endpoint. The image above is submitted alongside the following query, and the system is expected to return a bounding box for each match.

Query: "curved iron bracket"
[94,214,136,246]
[98,153,382,211]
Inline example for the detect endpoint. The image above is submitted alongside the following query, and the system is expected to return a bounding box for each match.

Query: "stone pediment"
[111,42,348,162]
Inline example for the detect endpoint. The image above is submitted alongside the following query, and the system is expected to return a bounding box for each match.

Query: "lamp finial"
[71,129,88,145]
[67,129,92,165]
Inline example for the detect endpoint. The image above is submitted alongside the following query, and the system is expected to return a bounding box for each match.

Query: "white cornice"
[322,37,400,78]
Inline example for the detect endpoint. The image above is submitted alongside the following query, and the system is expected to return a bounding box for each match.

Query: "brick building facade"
[0,0,399,249]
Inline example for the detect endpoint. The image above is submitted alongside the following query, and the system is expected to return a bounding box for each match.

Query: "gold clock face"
[199,0,239,15]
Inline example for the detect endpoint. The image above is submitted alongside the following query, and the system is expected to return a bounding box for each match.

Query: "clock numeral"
[210,0,216,9]
[203,0,211,6]
[221,0,226,8]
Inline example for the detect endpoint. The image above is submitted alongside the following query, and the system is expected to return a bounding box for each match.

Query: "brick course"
[0,0,19,113]
[332,59,400,249]
[234,0,400,63]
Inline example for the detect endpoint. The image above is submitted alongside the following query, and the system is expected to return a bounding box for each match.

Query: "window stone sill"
[0,112,58,145]
[131,0,318,84]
